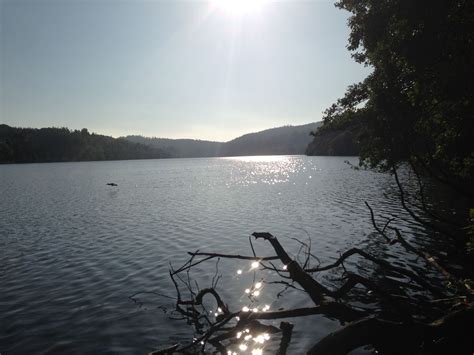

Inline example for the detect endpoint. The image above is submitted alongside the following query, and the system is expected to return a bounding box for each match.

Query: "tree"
[317,0,474,198]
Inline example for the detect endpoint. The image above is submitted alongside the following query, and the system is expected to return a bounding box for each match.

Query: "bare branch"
[242,304,365,323]
[188,251,279,261]
[306,247,443,296]
[392,168,456,240]
[252,232,330,304]
[365,201,391,242]
[277,322,293,355]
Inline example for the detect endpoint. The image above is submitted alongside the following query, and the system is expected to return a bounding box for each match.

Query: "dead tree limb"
[188,251,279,261]
[305,247,443,296]
[252,232,330,304]
[277,322,294,355]
[155,227,473,354]
[242,304,365,323]
[392,168,456,240]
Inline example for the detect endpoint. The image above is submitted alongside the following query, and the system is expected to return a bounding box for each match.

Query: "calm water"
[0,156,428,354]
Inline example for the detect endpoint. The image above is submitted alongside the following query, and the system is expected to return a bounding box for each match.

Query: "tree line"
[0,124,169,163]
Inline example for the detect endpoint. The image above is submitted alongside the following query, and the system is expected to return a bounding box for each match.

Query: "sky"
[0,0,370,141]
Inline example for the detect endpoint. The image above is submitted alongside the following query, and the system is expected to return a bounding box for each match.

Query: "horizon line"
[1,121,322,144]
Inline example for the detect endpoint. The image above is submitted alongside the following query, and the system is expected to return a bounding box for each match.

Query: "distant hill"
[126,137,222,158]
[125,122,321,158]
[221,122,321,157]
[0,124,169,164]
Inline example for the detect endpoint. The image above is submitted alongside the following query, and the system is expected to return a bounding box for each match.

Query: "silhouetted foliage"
[302,2,474,351]
[0,124,169,163]
[306,129,358,156]
[309,0,474,197]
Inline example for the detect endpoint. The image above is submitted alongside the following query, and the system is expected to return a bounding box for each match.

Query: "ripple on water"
[0,156,436,354]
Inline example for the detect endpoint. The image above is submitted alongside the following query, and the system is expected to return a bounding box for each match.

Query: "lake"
[0,156,428,354]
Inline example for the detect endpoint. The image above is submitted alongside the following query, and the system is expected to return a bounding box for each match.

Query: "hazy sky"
[0,0,370,141]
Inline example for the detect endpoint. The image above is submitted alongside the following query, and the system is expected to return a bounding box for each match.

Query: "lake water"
[0,156,429,354]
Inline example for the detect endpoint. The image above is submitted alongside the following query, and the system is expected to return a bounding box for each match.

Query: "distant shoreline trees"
[0,124,169,164]
[0,122,322,163]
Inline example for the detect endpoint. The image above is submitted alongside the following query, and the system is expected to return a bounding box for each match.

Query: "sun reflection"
[225,155,288,163]
[239,343,248,351]
[224,155,305,187]
[231,330,271,355]
[251,261,260,269]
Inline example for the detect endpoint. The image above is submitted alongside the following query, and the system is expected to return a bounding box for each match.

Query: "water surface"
[0,156,425,354]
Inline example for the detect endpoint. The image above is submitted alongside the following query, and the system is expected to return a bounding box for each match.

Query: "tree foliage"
[316,0,474,196]
[0,124,169,163]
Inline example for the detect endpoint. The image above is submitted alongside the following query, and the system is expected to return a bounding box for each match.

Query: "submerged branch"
[188,251,279,261]
[154,227,473,354]
[306,247,443,296]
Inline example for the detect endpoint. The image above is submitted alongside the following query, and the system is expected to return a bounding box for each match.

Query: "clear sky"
[0,0,370,141]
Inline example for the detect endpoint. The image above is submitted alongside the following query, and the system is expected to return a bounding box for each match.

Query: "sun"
[210,0,268,15]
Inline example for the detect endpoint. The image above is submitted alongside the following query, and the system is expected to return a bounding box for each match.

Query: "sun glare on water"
[210,0,268,15]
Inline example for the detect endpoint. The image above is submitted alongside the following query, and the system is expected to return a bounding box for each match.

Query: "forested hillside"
[126,136,222,158]
[0,125,168,163]
[126,122,321,158]
[221,122,321,156]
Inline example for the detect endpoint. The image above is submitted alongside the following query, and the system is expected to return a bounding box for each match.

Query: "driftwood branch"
[306,247,443,296]
[188,251,279,261]
[151,224,473,354]
[252,232,330,304]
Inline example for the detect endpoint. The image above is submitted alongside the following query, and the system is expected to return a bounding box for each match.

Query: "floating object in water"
[106,183,118,187]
